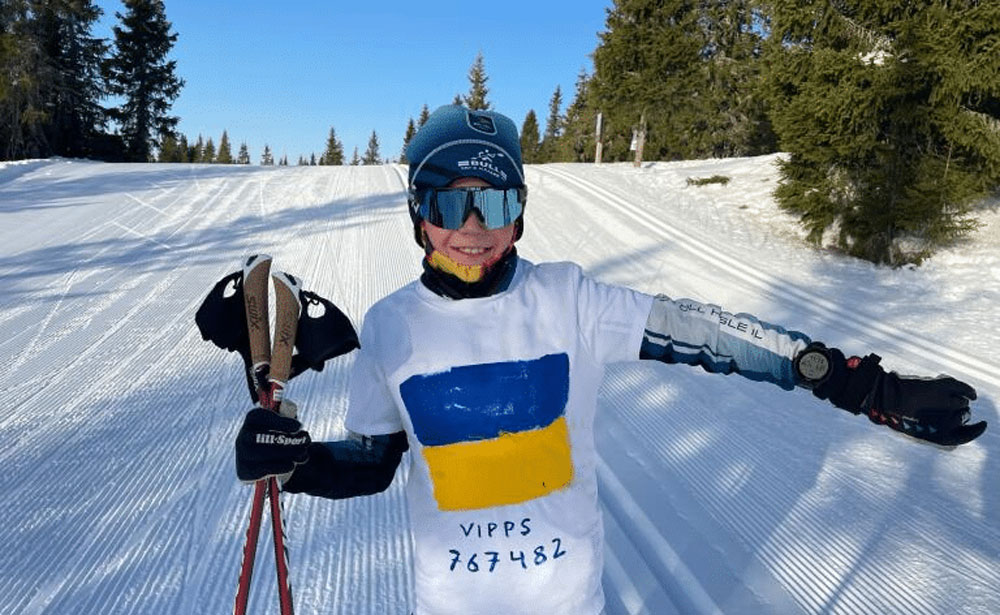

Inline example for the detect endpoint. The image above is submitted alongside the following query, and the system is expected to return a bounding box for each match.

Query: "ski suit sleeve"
[281,431,408,499]
[639,294,812,390]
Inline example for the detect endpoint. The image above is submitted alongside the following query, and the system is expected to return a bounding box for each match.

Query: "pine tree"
[400,118,416,163]
[520,110,541,164]
[237,142,250,164]
[157,133,177,162]
[321,126,344,165]
[309,152,316,166]
[191,134,204,162]
[464,52,491,110]
[32,0,109,159]
[696,0,775,157]
[418,104,430,127]
[260,144,273,165]
[0,0,47,159]
[297,155,306,166]
[202,137,215,163]
[560,68,598,162]
[362,130,380,165]
[177,134,189,161]
[591,0,704,161]
[103,0,184,161]
[350,146,360,165]
[216,130,232,163]
[279,154,288,166]
[539,85,564,162]
[763,0,1000,265]
[452,93,463,106]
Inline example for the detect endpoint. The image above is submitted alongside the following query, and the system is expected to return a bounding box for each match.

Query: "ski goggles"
[414,187,526,230]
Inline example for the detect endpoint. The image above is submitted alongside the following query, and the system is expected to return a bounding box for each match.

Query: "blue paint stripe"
[400,353,570,447]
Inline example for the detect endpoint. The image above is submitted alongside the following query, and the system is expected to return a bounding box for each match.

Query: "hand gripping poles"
[195,253,360,614]
[235,254,300,615]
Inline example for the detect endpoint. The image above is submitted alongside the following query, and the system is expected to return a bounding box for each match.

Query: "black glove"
[809,346,986,446]
[235,407,311,482]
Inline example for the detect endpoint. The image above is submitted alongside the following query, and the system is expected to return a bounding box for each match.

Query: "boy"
[236,105,985,614]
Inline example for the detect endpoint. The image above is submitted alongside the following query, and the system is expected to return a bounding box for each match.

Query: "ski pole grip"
[270,272,302,386]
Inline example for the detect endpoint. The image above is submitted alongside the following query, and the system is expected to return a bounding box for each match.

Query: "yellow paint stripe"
[423,416,573,511]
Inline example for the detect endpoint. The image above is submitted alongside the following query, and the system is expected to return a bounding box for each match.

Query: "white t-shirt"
[345,259,653,615]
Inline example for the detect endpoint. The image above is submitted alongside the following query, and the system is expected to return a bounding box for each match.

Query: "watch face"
[799,351,831,382]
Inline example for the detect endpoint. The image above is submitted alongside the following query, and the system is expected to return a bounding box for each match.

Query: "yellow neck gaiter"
[426,250,487,283]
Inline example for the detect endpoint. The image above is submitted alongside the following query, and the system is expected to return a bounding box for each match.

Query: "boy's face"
[421,177,517,269]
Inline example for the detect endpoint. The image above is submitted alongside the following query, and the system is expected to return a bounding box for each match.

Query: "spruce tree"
[321,126,344,165]
[178,134,189,161]
[260,144,273,165]
[763,0,1000,265]
[279,154,288,166]
[157,133,177,162]
[464,52,491,110]
[540,85,564,162]
[1,0,50,159]
[591,0,704,161]
[216,130,232,163]
[362,130,380,165]
[520,110,541,164]
[418,104,430,127]
[32,0,109,159]
[192,134,204,162]
[561,68,598,162]
[237,142,250,164]
[202,137,215,163]
[103,0,184,161]
[350,146,360,165]
[400,118,416,163]
[696,0,775,157]
[309,153,316,166]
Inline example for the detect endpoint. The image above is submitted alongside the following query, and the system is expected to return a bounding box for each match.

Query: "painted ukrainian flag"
[399,353,573,511]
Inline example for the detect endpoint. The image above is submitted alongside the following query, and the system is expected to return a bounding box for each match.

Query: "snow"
[2,156,998,614]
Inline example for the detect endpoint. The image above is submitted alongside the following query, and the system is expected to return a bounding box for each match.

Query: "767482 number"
[448,538,567,573]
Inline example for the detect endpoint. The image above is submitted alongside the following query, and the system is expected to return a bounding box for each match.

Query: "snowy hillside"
[2,156,998,614]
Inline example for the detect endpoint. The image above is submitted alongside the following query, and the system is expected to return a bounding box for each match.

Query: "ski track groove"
[533,166,997,613]
[1,170,262,613]
[0,174,240,436]
[597,360,996,614]
[6,162,996,614]
[539,165,1000,391]
[2,171,237,407]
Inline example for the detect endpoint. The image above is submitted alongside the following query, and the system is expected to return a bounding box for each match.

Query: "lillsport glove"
[806,345,986,446]
[235,407,311,482]
[868,371,983,446]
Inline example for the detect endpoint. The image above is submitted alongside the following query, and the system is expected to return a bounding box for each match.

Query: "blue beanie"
[406,105,525,192]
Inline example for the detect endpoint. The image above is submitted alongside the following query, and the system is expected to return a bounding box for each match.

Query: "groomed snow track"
[2,159,997,614]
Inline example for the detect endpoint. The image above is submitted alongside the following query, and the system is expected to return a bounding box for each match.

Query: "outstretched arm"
[639,294,811,389]
[638,294,986,446]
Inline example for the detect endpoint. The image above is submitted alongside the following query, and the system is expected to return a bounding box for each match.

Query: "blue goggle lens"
[418,187,525,230]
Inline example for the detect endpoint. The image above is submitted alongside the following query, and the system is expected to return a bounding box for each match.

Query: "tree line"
[157,127,386,166]
[446,2,999,266]
[5,1,998,264]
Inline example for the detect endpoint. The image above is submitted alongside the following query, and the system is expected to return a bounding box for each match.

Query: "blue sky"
[93,1,614,163]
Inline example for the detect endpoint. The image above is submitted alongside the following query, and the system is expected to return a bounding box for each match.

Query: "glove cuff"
[812,348,884,414]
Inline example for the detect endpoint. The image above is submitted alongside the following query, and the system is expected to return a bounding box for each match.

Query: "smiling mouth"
[455,247,490,255]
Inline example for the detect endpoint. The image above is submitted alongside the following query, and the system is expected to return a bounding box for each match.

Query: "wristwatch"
[794,344,833,388]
